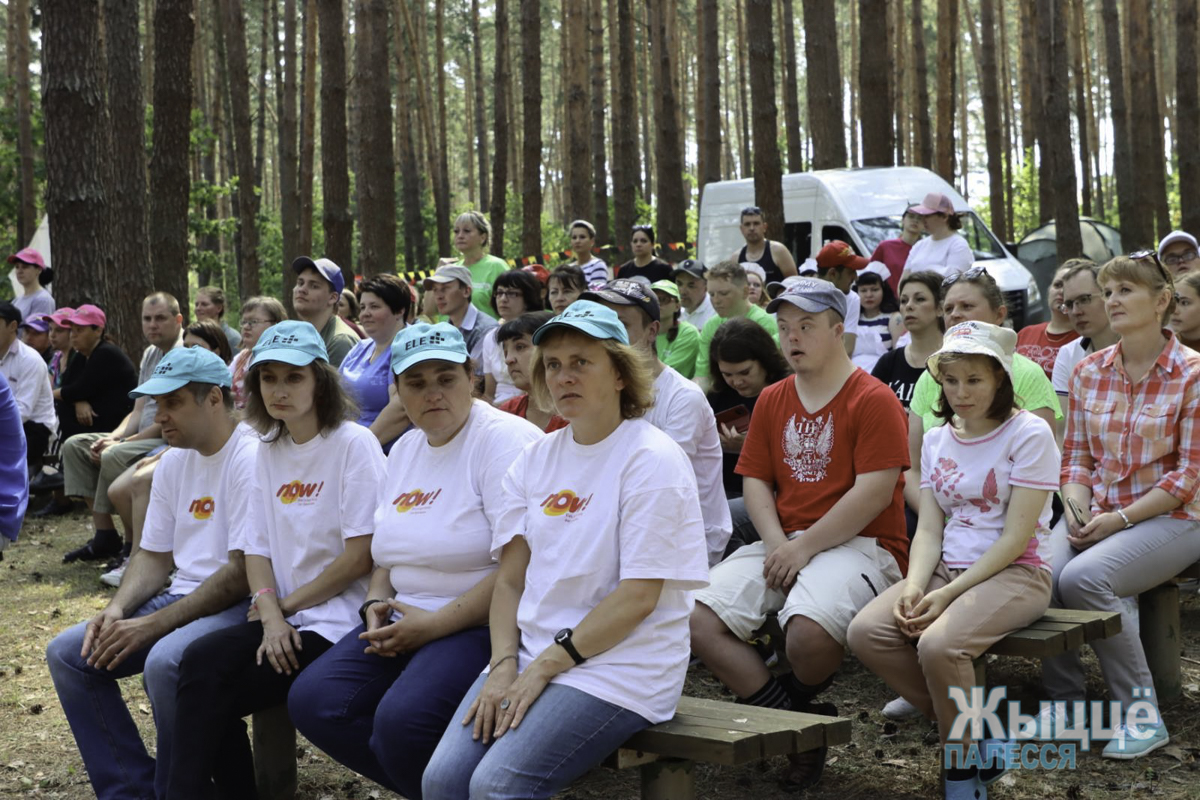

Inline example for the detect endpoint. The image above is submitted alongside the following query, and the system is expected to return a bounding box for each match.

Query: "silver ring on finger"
[500,698,511,711]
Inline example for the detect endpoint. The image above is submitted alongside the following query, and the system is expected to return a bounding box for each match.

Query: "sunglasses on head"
[1128,250,1175,286]
[941,266,992,287]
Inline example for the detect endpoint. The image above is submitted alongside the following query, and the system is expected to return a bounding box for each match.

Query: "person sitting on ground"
[194,286,242,351]
[900,192,974,281]
[0,302,56,479]
[229,296,287,410]
[45,347,257,800]
[813,240,867,357]
[289,322,542,799]
[650,279,702,378]
[583,279,733,565]
[482,269,543,405]
[421,301,709,800]
[424,265,499,391]
[1016,261,1082,379]
[8,247,54,319]
[871,271,944,410]
[673,259,716,330]
[731,205,799,285]
[851,267,899,372]
[690,279,909,791]
[453,210,510,313]
[562,219,610,285]
[870,204,925,296]
[1025,252,1200,759]
[495,311,570,433]
[1051,260,1117,442]
[167,321,386,797]
[60,295,182,565]
[1171,270,1200,351]
[291,256,361,367]
[617,224,674,282]
[849,321,1059,800]
[1157,229,1200,278]
[184,320,232,364]
[547,263,587,314]
[692,260,779,391]
[20,313,53,363]
[338,274,413,452]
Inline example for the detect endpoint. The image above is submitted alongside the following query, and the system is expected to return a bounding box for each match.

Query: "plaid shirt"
[1062,331,1200,520]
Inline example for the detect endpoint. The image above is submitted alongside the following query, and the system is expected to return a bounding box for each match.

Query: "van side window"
[821,226,859,252]
[782,222,812,264]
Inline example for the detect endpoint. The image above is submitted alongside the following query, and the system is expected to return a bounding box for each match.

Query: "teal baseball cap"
[390,322,469,375]
[249,320,329,368]
[130,346,233,398]
[531,299,630,346]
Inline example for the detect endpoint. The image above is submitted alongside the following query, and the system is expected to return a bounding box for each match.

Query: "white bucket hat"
[927,321,1018,382]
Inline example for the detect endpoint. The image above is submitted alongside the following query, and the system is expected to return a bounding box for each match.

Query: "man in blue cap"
[46,347,258,800]
[291,256,361,367]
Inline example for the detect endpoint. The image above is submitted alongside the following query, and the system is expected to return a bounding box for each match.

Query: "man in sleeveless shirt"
[732,206,798,286]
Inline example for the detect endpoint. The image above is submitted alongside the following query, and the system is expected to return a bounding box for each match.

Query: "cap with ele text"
[130,346,233,398]
[390,322,470,375]
[250,320,329,368]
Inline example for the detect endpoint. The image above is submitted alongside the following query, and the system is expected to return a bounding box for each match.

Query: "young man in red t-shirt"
[690,279,910,790]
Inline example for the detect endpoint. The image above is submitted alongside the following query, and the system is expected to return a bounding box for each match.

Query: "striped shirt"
[1062,331,1200,520]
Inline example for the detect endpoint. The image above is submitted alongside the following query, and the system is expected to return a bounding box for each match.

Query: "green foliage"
[0,75,46,256]
[1008,148,1041,241]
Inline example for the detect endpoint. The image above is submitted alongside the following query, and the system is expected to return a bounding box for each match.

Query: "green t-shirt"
[460,254,509,315]
[909,351,1062,432]
[693,304,780,378]
[657,321,702,379]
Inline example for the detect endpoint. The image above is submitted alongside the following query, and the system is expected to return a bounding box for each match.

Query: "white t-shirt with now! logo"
[493,418,711,723]
[372,401,542,612]
[140,424,259,597]
[239,422,386,644]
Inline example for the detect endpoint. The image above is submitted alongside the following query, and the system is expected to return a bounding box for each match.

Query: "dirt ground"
[3,509,1200,799]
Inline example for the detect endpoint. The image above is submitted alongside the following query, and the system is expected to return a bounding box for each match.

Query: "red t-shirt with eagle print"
[735,368,911,574]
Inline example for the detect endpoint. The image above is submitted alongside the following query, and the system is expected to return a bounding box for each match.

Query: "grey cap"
[765,278,847,319]
[423,264,473,290]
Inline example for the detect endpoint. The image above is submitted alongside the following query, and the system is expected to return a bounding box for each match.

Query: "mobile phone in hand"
[1066,497,1088,528]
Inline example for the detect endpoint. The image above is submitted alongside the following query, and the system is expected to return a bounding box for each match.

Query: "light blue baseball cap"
[130,346,233,398]
[390,322,470,375]
[531,299,630,346]
[249,320,329,368]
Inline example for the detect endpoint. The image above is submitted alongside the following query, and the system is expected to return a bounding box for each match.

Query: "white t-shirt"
[902,234,975,278]
[842,290,861,336]
[920,411,1060,571]
[140,424,259,596]
[0,338,56,430]
[645,367,732,564]
[681,295,717,331]
[480,328,522,405]
[240,422,386,643]
[493,419,710,723]
[1051,337,1099,396]
[372,402,541,612]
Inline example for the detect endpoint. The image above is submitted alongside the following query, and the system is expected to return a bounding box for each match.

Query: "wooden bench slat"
[675,696,852,747]
[1038,608,1122,638]
[1018,620,1087,650]
[622,721,765,766]
[987,626,1068,657]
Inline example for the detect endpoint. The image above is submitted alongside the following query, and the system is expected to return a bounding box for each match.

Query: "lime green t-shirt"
[657,321,702,378]
[693,304,780,379]
[460,254,509,315]
[909,351,1062,432]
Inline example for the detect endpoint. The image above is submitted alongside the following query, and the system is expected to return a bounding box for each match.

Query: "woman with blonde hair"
[454,211,510,313]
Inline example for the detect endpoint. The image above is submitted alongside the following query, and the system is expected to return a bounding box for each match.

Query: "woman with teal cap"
[167,320,386,798]
[287,321,542,798]
[422,301,711,799]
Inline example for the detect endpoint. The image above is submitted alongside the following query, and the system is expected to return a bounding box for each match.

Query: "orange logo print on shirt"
[541,489,593,518]
[277,480,323,505]
[188,497,215,521]
[392,488,442,513]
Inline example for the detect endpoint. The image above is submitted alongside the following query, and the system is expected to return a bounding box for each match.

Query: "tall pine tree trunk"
[1041,0,1082,257]
[565,0,591,221]
[780,0,803,172]
[735,1,751,174]
[470,0,489,212]
[1102,0,1140,249]
[1127,0,1168,242]
[1070,0,1092,218]
[652,0,686,244]
[934,0,958,183]
[255,1,268,190]
[746,0,784,236]
[803,0,847,169]
[221,0,261,297]
[590,0,609,246]
[12,0,35,245]
[393,0,424,270]
[912,0,933,168]
[1178,0,1200,231]
[699,0,723,193]
[279,0,300,293]
[612,0,637,241]
[148,0,194,312]
[434,0,451,255]
[520,0,543,257]
[859,0,894,166]
[317,0,353,273]
[978,0,1007,243]
[298,0,317,261]
[491,0,511,255]
[355,0,395,275]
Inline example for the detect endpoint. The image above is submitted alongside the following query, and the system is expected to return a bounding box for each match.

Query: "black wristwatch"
[554,627,586,665]
[358,597,390,626]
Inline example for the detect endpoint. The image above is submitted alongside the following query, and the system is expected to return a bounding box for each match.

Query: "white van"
[697,167,1047,329]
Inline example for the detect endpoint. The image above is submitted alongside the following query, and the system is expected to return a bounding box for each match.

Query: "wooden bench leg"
[640,758,695,800]
[972,656,986,688]
[252,704,298,800]
[1138,583,1182,703]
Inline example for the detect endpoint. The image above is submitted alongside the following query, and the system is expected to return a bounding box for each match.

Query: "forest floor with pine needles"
[3,509,1200,799]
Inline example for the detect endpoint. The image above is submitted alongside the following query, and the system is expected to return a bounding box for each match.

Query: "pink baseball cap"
[910,192,956,216]
[7,247,45,269]
[65,304,107,327]
[48,307,76,327]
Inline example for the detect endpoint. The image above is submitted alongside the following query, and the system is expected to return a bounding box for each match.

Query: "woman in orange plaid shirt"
[1027,253,1200,759]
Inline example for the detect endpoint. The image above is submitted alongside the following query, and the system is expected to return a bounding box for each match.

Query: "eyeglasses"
[1058,294,1098,312]
[240,318,270,328]
[941,266,992,287]
[1162,249,1199,267]
[492,289,524,300]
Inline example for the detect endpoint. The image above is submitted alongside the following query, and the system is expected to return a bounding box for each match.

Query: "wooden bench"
[975,607,1122,684]
[1137,561,1200,702]
[251,696,850,800]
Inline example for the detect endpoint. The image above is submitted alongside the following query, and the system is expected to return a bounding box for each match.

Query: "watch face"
[554,628,570,643]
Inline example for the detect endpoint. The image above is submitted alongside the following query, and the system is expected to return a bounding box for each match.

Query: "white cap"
[1157,230,1199,259]
[863,261,891,282]
[740,262,767,283]
[927,321,1018,382]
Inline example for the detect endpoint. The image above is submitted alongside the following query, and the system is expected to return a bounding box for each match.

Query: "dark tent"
[1014,218,1124,303]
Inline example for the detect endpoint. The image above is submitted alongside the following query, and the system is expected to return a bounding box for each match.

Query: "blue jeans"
[724,496,761,558]
[45,595,250,800]
[288,624,490,799]
[422,673,651,800]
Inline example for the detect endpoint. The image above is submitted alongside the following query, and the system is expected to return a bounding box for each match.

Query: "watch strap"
[556,629,587,665]
[358,597,390,626]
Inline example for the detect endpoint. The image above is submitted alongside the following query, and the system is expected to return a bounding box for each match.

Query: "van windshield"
[852,212,1007,261]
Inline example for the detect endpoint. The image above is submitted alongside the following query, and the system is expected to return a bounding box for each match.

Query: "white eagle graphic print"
[782,412,834,482]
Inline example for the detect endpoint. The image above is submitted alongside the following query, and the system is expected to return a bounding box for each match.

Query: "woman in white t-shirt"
[481,269,543,406]
[848,322,1058,800]
[168,321,386,798]
[422,301,710,800]
[287,322,542,798]
[901,192,975,281]
[564,219,610,286]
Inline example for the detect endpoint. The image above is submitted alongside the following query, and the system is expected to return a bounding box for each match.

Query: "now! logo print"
[392,488,442,514]
[188,496,215,521]
[277,480,323,505]
[541,489,593,519]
